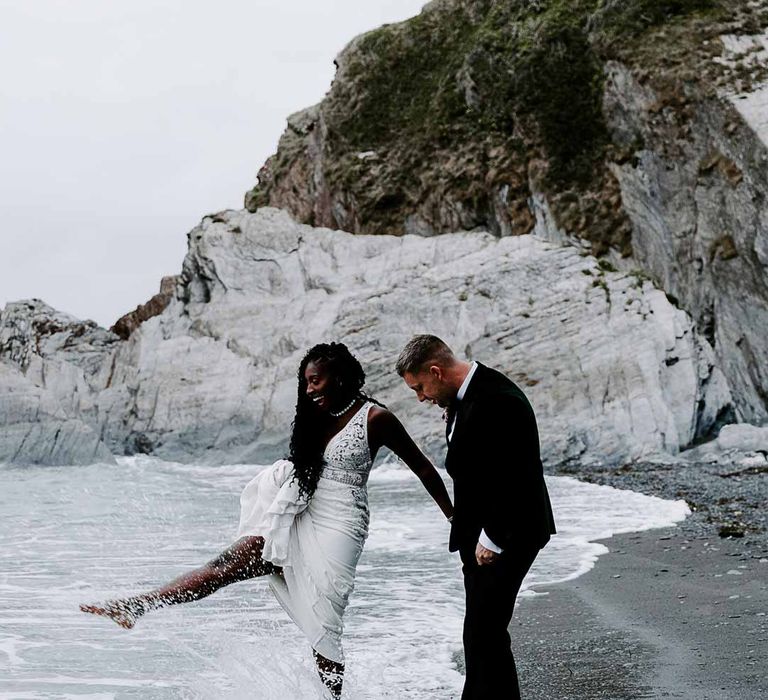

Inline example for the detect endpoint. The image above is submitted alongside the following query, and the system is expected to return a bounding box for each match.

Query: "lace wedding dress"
[236,402,374,664]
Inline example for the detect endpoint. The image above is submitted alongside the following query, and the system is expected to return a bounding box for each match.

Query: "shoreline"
[512,458,768,699]
[3,454,765,698]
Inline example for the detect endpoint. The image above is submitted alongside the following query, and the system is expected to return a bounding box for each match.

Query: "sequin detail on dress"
[320,403,373,488]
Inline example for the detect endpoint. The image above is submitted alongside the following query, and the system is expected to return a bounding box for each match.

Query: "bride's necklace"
[330,397,357,418]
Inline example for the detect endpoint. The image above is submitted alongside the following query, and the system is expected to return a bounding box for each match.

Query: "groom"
[396,335,555,699]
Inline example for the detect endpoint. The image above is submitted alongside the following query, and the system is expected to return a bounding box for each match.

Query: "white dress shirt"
[448,361,504,555]
[448,361,478,441]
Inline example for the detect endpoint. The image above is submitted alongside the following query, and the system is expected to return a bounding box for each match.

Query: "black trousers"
[459,544,540,700]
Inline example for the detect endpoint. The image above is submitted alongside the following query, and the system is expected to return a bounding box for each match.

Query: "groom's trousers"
[460,543,540,700]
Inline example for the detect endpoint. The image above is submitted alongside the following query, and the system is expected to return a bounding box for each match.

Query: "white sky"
[0,0,427,328]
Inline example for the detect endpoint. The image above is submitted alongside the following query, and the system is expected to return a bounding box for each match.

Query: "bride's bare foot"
[79,599,144,629]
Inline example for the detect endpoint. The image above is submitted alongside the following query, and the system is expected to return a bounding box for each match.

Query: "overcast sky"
[0,0,427,328]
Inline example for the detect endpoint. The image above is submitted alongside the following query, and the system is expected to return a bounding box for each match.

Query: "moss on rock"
[245,0,764,256]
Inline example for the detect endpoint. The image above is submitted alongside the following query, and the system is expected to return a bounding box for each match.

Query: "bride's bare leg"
[80,536,277,629]
[313,649,344,699]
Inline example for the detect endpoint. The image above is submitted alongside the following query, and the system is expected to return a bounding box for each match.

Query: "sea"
[0,456,689,699]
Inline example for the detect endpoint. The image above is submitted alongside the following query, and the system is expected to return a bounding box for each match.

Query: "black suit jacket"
[445,363,556,554]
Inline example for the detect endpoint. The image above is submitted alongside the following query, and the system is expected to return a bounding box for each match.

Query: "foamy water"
[0,457,688,699]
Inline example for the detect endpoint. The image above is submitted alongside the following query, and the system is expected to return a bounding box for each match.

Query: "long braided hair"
[289,342,384,501]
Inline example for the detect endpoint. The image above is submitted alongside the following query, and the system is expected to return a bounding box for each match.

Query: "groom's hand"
[475,543,499,566]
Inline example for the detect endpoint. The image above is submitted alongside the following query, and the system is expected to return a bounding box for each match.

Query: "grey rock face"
[0,361,115,466]
[163,208,735,464]
[111,275,179,340]
[0,301,119,465]
[714,423,768,453]
[0,299,121,419]
[241,5,768,441]
[603,60,768,424]
[681,422,768,464]
[1,208,734,465]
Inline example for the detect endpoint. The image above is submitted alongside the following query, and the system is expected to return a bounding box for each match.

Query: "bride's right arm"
[369,408,454,521]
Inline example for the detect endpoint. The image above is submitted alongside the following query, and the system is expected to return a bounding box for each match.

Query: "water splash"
[0,458,687,698]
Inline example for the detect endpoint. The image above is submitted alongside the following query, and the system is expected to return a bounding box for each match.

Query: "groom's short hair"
[395,335,455,376]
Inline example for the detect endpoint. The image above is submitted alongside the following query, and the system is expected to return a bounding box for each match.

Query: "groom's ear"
[428,365,443,381]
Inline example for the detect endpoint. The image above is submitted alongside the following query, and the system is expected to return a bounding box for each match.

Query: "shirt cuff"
[479,529,504,554]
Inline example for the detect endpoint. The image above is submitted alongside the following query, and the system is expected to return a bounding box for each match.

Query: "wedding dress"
[236,402,374,664]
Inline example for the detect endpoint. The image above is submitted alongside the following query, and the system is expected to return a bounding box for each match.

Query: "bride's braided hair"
[289,342,384,501]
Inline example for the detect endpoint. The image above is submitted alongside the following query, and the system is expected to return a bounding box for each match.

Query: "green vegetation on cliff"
[246,0,763,254]
[336,1,610,188]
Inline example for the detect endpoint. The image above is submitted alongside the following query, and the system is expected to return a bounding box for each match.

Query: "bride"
[80,342,454,698]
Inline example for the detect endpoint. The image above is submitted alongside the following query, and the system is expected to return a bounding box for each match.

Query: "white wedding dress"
[236,402,374,664]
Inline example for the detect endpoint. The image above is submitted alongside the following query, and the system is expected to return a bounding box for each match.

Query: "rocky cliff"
[2,0,766,466]
[0,208,732,465]
[0,301,118,465]
[245,0,768,425]
[111,276,179,340]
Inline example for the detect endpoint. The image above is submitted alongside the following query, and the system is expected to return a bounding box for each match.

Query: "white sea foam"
[0,457,687,699]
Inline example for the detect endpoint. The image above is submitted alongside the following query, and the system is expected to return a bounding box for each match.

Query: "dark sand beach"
[515,458,768,700]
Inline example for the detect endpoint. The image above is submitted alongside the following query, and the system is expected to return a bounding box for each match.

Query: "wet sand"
[513,458,768,700]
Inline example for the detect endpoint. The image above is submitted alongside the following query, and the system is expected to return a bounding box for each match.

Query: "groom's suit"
[445,362,555,700]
